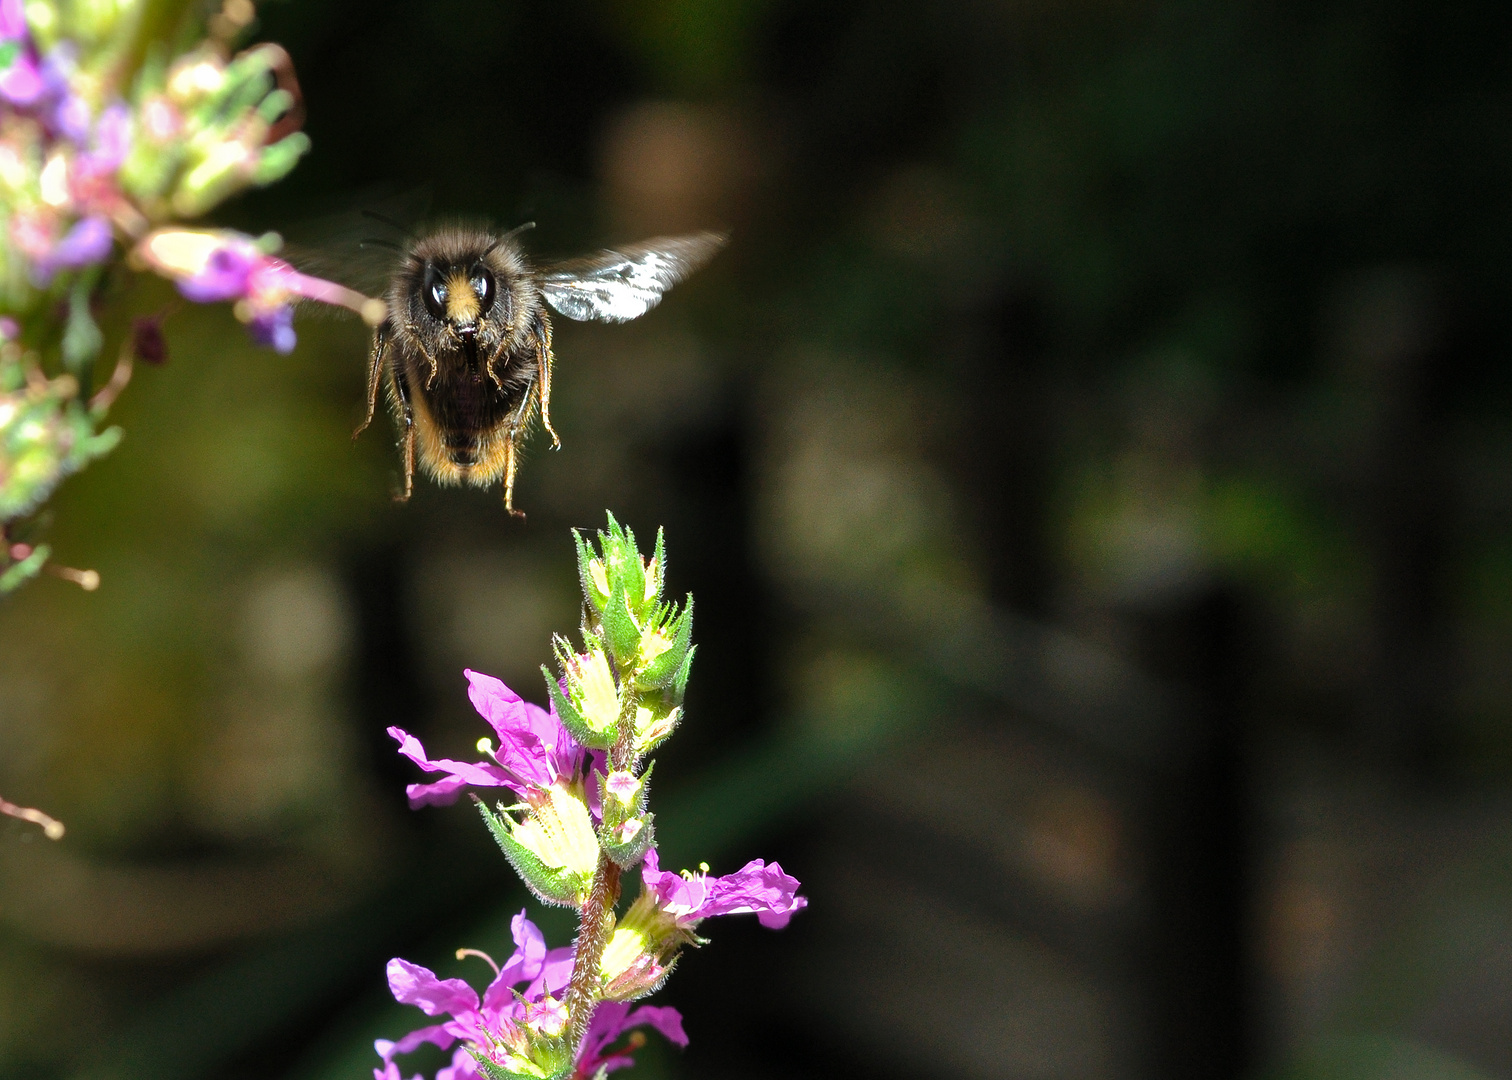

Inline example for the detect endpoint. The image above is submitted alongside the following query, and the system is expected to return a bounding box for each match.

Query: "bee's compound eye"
[422,267,448,319]
[471,267,495,315]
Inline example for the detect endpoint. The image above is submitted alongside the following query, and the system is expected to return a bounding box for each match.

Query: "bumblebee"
[355,227,724,515]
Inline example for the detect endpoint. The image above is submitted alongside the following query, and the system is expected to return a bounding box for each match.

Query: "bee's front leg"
[354,322,390,439]
[405,325,440,390]
[484,336,509,393]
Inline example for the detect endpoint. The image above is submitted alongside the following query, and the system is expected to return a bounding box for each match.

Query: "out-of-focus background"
[5,1,1512,1078]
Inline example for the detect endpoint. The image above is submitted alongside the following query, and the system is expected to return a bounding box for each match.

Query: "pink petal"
[625,1004,689,1047]
[385,958,479,1018]
[483,910,547,1013]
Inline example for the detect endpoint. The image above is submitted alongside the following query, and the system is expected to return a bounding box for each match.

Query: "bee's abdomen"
[444,430,478,466]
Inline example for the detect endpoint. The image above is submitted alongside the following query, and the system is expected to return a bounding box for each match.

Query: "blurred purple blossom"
[246,303,295,353]
[0,0,42,106]
[31,214,111,283]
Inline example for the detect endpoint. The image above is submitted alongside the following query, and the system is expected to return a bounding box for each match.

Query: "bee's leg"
[533,311,560,449]
[501,433,524,520]
[500,393,533,520]
[353,323,390,439]
[484,337,508,392]
[405,324,440,389]
[393,365,416,502]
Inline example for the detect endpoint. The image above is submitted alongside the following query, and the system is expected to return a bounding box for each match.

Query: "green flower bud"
[544,635,618,749]
[597,765,656,868]
[474,783,598,908]
[597,890,685,1002]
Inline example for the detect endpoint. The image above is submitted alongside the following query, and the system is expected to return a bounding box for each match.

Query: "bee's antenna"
[481,221,535,258]
[361,209,416,239]
[359,238,402,251]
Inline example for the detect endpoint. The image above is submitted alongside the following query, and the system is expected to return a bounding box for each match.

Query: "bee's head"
[421,259,499,344]
[394,229,531,356]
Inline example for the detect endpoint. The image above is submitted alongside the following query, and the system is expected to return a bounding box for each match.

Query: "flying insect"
[354,226,725,516]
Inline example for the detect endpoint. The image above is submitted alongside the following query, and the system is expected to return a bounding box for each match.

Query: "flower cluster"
[376,911,686,1080]
[0,0,352,334]
[381,516,806,1080]
[0,0,384,588]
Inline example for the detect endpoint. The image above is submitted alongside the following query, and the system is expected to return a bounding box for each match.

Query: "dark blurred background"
[6,1,1512,1078]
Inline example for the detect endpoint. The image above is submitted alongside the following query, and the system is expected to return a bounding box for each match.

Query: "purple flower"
[135,228,386,354]
[32,214,112,283]
[377,911,681,1080]
[389,670,586,808]
[640,847,808,930]
[576,1002,688,1076]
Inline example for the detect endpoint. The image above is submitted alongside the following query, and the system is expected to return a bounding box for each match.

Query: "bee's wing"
[536,231,726,323]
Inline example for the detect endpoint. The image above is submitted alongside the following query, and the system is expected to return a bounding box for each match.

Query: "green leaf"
[649,527,667,600]
[599,514,647,621]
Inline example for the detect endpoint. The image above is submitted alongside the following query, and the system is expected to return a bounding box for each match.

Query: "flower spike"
[382,517,804,1076]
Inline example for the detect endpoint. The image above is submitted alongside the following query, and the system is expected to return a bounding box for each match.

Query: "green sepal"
[542,663,612,750]
[637,595,693,690]
[601,592,641,669]
[256,88,296,124]
[599,512,648,621]
[474,799,581,908]
[469,1048,570,1080]
[600,812,656,870]
[648,527,667,602]
[253,132,311,186]
[671,643,696,705]
[573,528,608,615]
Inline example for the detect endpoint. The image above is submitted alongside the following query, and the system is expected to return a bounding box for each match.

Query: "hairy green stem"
[564,658,640,1053]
